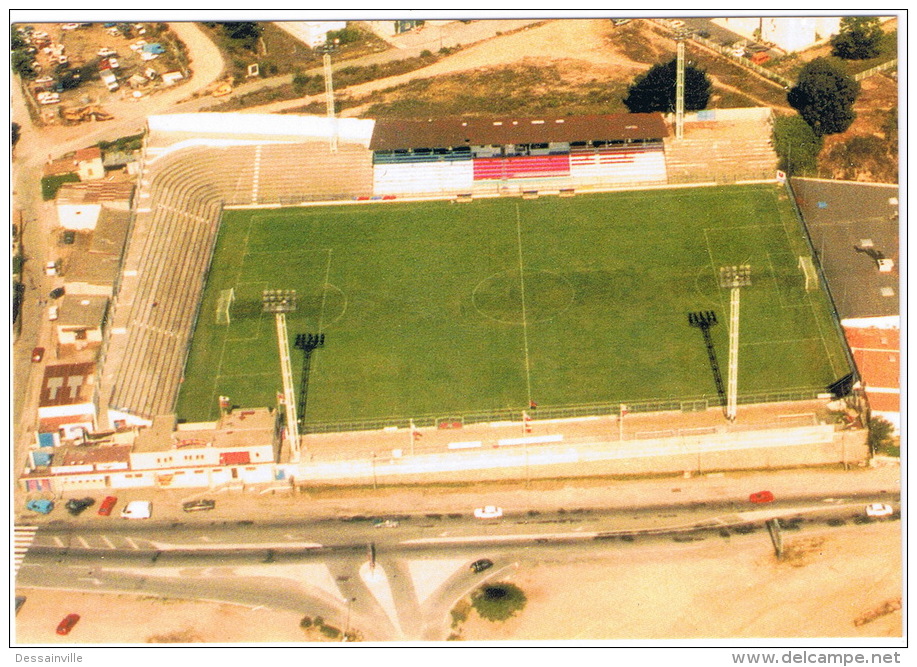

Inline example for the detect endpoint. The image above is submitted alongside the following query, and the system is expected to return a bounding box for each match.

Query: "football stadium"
[94,109,854,464]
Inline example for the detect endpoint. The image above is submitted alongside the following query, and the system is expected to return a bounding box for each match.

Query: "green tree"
[830,17,883,60]
[12,122,21,148]
[787,58,860,136]
[772,114,823,175]
[219,22,262,52]
[623,59,711,113]
[471,584,527,622]
[867,416,896,455]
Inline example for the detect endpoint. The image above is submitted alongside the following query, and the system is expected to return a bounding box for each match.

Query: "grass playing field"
[175,184,851,427]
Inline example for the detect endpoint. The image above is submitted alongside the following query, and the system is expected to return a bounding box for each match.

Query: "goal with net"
[216,287,235,324]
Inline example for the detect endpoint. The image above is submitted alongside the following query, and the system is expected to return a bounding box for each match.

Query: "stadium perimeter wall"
[282,425,868,488]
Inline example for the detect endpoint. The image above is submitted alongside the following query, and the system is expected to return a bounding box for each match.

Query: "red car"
[749,490,775,504]
[31,347,45,363]
[56,613,80,635]
[98,496,117,516]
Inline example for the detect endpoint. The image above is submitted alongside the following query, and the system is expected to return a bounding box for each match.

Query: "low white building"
[714,16,842,52]
[274,20,347,48]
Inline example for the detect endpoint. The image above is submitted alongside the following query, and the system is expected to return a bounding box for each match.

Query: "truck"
[100,68,119,92]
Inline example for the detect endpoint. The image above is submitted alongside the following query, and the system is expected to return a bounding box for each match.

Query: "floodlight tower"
[675,33,686,140]
[262,289,302,462]
[719,265,752,422]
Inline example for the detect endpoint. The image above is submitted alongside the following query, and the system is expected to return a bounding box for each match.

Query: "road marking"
[101,535,115,549]
[76,536,90,549]
[14,526,39,574]
[125,537,139,550]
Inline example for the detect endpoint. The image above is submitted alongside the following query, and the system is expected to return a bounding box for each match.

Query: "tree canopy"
[772,114,823,175]
[787,58,860,136]
[830,17,884,60]
[623,59,711,113]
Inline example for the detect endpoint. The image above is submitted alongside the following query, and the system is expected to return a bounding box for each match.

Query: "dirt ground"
[15,520,900,644]
[453,521,901,641]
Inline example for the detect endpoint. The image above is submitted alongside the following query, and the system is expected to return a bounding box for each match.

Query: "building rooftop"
[74,146,102,163]
[133,408,277,453]
[369,113,669,151]
[790,178,899,320]
[58,443,133,467]
[39,362,96,407]
[57,295,109,328]
[56,181,135,206]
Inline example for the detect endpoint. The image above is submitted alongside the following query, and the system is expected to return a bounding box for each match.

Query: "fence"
[647,19,793,89]
[782,178,859,381]
[302,387,823,434]
[853,59,897,81]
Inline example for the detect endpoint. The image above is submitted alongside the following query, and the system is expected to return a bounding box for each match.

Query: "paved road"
[18,493,899,640]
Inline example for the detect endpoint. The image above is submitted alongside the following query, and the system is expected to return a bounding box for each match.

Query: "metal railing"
[302,387,823,434]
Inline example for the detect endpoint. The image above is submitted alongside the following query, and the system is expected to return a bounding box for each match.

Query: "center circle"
[472,269,576,325]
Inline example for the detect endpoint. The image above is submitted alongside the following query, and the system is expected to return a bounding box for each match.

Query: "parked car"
[865,503,893,518]
[474,506,503,519]
[26,499,54,514]
[45,261,58,276]
[98,496,118,516]
[121,500,152,519]
[61,23,80,31]
[48,305,59,321]
[97,47,117,57]
[470,558,493,573]
[65,497,95,516]
[31,347,45,363]
[182,499,216,512]
[50,287,65,299]
[749,490,775,504]
[373,519,398,528]
[56,614,80,635]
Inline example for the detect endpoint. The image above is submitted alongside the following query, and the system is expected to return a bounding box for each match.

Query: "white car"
[865,503,893,518]
[121,500,152,519]
[61,23,80,31]
[474,506,503,519]
[48,305,59,321]
[97,47,117,57]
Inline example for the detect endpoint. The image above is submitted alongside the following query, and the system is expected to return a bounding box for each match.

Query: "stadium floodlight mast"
[262,289,302,462]
[719,265,752,422]
[321,40,340,153]
[675,32,686,140]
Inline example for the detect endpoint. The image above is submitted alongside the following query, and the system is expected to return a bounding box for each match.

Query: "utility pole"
[675,35,686,140]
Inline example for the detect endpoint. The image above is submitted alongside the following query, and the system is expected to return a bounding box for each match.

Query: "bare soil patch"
[452,522,901,640]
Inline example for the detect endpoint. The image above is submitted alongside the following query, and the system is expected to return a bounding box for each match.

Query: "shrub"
[41,173,80,201]
[868,416,896,455]
[471,583,527,622]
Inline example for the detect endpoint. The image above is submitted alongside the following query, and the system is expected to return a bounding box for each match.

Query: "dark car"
[50,287,65,299]
[182,499,216,512]
[56,613,80,635]
[470,558,493,573]
[65,497,95,516]
[749,490,775,504]
[98,496,117,516]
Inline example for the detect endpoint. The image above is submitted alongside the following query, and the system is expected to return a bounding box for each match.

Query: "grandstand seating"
[663,121,778,184]
[473,154,571,181]
[569,143,667,186]
[101,138,375,423]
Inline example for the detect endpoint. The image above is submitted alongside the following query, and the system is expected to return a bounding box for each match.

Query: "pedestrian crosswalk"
[14,526,39,575]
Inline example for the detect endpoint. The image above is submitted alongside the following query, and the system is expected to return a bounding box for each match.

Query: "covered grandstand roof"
[369,113,668,151]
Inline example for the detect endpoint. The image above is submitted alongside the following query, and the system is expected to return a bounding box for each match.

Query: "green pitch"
[176,185,850,426]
